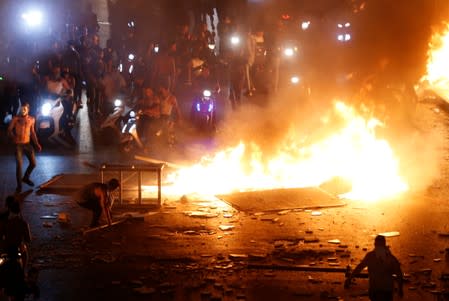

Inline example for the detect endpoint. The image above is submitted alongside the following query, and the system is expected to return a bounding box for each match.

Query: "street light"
[21,9,43,27]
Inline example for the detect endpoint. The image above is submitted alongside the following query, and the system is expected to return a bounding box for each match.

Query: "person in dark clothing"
[228,48,246,110]
[345,235,404,300]
[76,178,120,228]
[0,195,15,221]
[0,199,31,300]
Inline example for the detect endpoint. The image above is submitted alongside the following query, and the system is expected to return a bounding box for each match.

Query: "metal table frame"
[99,163,165,206]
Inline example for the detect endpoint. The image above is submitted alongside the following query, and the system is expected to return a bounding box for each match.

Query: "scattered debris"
[42,222,53,228]
[229,254,248,260]
[328,239,341,244]
[219,225,235,231]
[378,231,400,237]
[57,212,70,223]
[185,211,219,218]
[133,286,156,295]
[40,215,57,219]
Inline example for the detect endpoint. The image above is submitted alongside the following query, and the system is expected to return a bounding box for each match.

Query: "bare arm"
[345,254,369,288]
[30,118,42,152]
[96,187,112,225]
[7,117,17,139]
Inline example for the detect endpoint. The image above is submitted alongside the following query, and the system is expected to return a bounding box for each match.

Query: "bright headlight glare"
[231,36,240,45]
[128,53,135,61]
[203,90,212,97]
[41,102,52,116]
[22,10,43,27]
[291,76,300,84]
[114,99,123,107]
[284,48,294,56]
[208,43,215,50]
[301,21,310,30]
[129,110,136,118]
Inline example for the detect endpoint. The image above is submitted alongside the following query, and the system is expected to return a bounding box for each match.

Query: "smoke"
[354,0,447,82]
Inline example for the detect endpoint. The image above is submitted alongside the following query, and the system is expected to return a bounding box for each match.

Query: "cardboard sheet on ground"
[39,174,100,192]
[217,187,345,212]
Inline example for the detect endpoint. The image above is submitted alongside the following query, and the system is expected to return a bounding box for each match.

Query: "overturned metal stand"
[100,163,165,207]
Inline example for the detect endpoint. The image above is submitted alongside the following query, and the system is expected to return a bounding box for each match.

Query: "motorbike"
[36,90,76,148]
[0,248,26,300]
[118,109,145,153]
[190,89,217,132]
[99,98,132,144]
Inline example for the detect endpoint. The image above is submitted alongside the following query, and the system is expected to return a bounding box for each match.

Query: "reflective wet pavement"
[1,98,449,300]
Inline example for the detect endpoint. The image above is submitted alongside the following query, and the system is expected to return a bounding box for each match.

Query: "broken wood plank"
[247,264,368,278]
[83,219,127,235]
[135,155,184,169]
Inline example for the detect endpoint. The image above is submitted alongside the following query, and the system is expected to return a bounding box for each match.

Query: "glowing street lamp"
[21,10,43,27]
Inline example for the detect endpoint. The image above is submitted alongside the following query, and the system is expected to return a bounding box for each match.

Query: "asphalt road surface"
[1,91,449,300]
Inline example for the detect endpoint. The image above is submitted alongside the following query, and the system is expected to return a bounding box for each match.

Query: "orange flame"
[422,23,449,99]
[165,101,408,202]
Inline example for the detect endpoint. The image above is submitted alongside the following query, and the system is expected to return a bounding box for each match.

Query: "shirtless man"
[7,103,42,193]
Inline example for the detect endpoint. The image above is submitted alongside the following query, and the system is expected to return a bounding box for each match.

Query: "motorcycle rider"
[44,65,74,141]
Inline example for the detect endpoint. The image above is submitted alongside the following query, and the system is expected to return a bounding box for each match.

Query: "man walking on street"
[345,235,404,300]
[7,103,42,193]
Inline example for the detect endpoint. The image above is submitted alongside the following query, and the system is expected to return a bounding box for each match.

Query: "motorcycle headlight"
[301,21,310,30]
[128,53,135,61]
[203,90,212,98]
[208,43,215,50]
[230,36,240,45]
[41,102,52,116]
[114,99,123,107]
[129,110,136,118]
[290,76,300,84]
[284,48,294,56]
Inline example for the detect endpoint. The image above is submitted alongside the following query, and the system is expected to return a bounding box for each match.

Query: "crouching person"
[76,178,120,228]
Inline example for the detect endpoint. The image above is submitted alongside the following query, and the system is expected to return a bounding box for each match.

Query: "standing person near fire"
[135,86,161,150]
[345,235,404,300]
[76,178,120,228]
[7,103,42,193]
[159,84,182,147]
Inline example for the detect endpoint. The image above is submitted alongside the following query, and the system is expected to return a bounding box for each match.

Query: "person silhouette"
[345,235,403,301]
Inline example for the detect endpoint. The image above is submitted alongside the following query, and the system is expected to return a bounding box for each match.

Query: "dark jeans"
[369,290,393,301]
[14,143,36,188]
[78,198,102,227]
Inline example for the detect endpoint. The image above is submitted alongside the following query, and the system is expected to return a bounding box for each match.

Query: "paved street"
[1,93,449,300]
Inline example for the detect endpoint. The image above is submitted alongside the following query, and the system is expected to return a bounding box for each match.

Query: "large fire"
[422,23,449,99]
[163,101,408,202]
